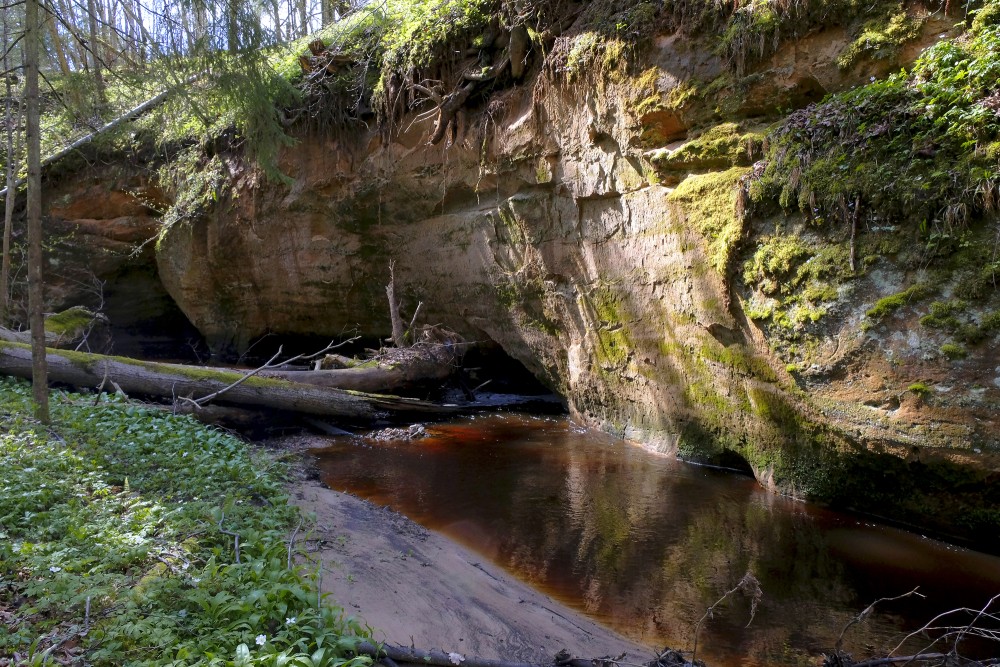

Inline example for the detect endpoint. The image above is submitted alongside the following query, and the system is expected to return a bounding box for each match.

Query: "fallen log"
[0,306,107,349]
[0,342,457,419]
[261,342,461,393]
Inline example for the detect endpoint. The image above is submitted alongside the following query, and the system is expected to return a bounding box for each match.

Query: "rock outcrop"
[34,2,1000,548]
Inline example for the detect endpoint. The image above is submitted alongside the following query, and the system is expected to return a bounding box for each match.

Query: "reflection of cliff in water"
[313,415,1000,667]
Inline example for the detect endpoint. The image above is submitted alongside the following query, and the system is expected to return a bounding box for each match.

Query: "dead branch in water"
[824,591,1000,667]
[690,571,762,665]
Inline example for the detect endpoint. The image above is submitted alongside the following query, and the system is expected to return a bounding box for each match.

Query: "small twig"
[953,592,1000,656]
[84,596,90,634]
[889,603,994,657]
[406,302,424,342]
[691,571,762,664]
[288,517,303,570]
[217,512,241,564]
[836,588,924,653]
[93,363,109,405]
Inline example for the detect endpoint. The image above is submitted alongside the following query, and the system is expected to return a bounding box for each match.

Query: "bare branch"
[836,588,924,653]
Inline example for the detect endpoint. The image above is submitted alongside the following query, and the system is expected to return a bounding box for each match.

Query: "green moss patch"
[741,234,852,330]
[44,307,100,340]
[865,283,931,323]
[837,10,923,70]
[649,122,764,172]
[668,166,750,274]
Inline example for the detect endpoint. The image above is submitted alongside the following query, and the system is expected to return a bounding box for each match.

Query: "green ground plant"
[0,378,369,666]
[751,5,1000,240]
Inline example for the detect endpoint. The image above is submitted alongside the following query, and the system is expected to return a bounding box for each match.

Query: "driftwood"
[0,342,457,419]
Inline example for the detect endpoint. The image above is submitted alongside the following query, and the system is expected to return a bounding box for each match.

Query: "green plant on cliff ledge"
[837,10,923,71]
[865,283,931,323]
[156,148,228,239]
[649,122,764,172]
[753,11,1000,240]
[668,167,750,274]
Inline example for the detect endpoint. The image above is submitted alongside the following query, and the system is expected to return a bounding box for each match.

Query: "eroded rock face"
[38,167,205,358]
[38,19,1000,546]
[153,41,831,494]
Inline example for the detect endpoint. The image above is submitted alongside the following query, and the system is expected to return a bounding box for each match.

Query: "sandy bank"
[288,480,653,663]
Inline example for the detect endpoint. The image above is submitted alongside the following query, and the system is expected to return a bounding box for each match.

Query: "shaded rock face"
[39,168,206,359]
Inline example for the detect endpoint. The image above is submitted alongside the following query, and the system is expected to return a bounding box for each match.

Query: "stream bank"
[279,436,651,663]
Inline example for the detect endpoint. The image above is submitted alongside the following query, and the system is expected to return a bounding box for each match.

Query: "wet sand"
[288,479,653,663]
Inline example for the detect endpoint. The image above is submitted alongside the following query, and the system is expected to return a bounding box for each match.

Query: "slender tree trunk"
[298,0,308,37]
[87,0,106,105]
[226,0,239,53]
[55,0,88,72]
[25,0,49,423]
[270,0,282,41]
[45,10,73,76]
[1,11,20,325]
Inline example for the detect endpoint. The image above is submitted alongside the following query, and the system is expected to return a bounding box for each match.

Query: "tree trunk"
[298,0,308,37]
[25,0,49,423]
[87,0,107,105]
[0,343,458,419]
[44,9,72,77]
[261,343,460,394]
[270,0,283,42]
[386,263,407,348]
[1,9,21,325]
[226,0,239,53]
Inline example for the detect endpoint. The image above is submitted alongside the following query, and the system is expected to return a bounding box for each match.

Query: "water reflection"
[313,414,1000,666]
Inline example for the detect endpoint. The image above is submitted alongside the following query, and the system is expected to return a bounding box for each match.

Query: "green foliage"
[754,13,1000,237]
[920,299,1000,344]
[907,381,931,395]
[939,342,967,359]
[660,0,923,75]
[0,378,369,665]
[837,11,922,71]
[865,283,931,322]
[156,148,227,236]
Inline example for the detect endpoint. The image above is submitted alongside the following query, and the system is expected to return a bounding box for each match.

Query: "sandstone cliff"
[33,0,1000,548]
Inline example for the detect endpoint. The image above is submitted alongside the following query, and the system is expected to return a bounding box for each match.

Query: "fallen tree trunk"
[260,343,460,393]
[0,342,457,419]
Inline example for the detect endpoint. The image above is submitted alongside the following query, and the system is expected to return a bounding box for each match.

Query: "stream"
[312,413,1000,667]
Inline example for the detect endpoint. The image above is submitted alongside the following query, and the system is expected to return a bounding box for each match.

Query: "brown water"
[313,414,1000,666]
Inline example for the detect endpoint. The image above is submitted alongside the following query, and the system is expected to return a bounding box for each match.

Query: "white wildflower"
[285,617,297,626]
[448,653,465,665]
[49,566,61,573]
[255,634,267,646]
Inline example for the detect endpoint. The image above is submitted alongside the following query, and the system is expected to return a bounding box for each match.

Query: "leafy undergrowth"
[0,378,369,666]
[750,4,1000,235]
